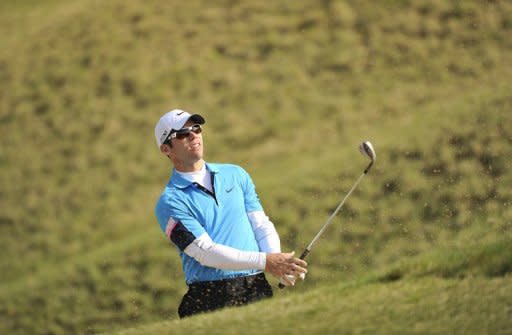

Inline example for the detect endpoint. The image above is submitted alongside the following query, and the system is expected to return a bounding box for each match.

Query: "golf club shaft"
[303,171,366,254]
[278,161,373,289]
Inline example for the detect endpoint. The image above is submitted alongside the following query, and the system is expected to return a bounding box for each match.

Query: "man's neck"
[174,159,205,173]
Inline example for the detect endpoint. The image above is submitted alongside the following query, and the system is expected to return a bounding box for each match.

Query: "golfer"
[154,109,308,318]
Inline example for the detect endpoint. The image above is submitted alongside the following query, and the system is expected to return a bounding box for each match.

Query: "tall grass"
[0,0,511,334]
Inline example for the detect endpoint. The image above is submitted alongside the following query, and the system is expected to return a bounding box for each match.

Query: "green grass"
[0,0,511,334]
[111,277,512,335]
[111,238,512,335]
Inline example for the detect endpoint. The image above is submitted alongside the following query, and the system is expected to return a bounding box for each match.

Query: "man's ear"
[160,144,172,156]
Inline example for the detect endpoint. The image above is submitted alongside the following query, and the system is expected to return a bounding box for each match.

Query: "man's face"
[163,120,204,170]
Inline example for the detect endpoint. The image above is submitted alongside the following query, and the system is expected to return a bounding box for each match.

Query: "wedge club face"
[359,141,376,161]
[359,141,376,173]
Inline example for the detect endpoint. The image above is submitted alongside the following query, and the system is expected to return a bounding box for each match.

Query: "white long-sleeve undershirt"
[183,211,281,270]
[184,233,266,270]
[247,211,281,253]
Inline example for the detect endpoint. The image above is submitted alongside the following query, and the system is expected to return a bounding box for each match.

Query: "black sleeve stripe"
[170,221,196,251]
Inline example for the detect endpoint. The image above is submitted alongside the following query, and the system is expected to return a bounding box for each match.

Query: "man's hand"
[279,273,307,287]
[265,252,307,286]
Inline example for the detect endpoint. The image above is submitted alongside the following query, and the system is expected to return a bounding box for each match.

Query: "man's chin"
[192,152,203,160]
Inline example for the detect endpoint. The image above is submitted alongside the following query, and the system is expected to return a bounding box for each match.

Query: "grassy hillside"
[111,238,512,335]
[0,0,511,334]
[115,277,512,335]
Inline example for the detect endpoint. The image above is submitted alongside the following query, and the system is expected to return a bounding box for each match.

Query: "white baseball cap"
[154,109,205,147]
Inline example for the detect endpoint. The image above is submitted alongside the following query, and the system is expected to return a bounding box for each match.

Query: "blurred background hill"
[0,0,511,334]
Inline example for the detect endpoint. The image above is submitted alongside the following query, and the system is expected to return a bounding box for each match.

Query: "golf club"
[279,141,376,288]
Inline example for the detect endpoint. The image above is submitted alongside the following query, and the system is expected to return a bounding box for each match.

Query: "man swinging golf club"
[154,109,308,318]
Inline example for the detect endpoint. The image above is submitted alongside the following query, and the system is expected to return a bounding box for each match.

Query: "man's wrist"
[259,252,267,270]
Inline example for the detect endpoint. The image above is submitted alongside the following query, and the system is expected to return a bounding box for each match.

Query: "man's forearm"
[184,233,266,270]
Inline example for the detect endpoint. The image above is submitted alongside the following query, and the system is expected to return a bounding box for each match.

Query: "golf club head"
[359,141,376,173]
[359,141,376,161]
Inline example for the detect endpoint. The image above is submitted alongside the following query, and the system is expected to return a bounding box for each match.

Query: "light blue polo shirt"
[155,162,263,284]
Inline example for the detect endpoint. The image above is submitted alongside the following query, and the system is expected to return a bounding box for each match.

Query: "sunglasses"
[164,124,202,144]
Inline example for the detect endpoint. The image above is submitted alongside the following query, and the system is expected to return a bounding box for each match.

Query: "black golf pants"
[178,272,273,318]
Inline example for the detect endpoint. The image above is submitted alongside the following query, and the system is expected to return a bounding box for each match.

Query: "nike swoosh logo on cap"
[177,111,185,115]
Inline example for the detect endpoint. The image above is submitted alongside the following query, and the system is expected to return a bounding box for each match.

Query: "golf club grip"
[278,248,310,289]
[299,248,310,260]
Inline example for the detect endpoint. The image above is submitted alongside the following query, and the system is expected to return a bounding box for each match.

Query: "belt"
[188,272,266,291]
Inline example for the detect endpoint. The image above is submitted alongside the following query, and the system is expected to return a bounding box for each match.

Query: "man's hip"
[178,272,273,318]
